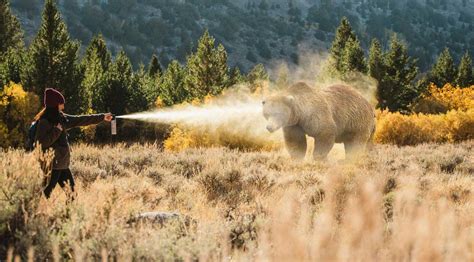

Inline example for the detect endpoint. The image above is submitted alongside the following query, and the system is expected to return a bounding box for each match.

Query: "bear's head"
[262,95,296,133]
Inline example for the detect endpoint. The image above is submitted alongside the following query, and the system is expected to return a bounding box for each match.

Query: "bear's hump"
[287,82,314,95]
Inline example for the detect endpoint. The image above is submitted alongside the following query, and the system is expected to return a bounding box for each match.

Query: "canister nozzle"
[111,115,117,135]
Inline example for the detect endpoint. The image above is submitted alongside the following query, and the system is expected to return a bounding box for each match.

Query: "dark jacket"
[35,113,105,170]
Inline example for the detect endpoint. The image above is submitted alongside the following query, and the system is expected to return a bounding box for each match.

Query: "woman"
[34,88,113,199]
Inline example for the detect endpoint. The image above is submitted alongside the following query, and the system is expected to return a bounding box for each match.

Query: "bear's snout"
[266,124,276,133]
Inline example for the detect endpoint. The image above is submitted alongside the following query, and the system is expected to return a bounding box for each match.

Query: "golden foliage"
[0,82,40,148]
[154,96,165,109]
[163,126,280,152]
[377,84,474,145]
[412,83,474,113]
[375,109,474,145]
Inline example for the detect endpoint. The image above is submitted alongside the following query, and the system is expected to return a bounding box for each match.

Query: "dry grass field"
[1,141,473,261]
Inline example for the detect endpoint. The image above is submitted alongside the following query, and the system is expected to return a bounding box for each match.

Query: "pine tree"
[81,34,112,112]
[106,50,132,115]
[455,51,473,87]
[275,64,289,89]
[184,30,230,100]
[24,0,83,113]
[247,63,269,92]
[84,34,111,72]
[287,0,302,24]
[341,37,367,74]
[160,60,187,106]
[0,0,23,54]
[379,35,418,111]
[148,53,162,78]
[329,17,357,74]
[128,64,149,112]
[0,0,25,88]
[228,66,244,86]
[429,48,457,87]
[368,38,385,81]
[142,71,161,109]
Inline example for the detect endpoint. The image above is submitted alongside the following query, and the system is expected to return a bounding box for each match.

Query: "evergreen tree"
[84,34,112,72]
[160,60,187,106]
[341,37,367,74]
[24,0,83,113]
[329,17,357,74]
[428,48,457,87]
[259,0,269,10]
[147,53,162,78]
[184,30,230,99]
[275,64,289,89]
[0,0,23,54]
[81,34,112,112]
[378,35,419,111]
[288,0,302,23]
[0,48,24,88]
[128,65,149,112]
[247,63,269,92]
[106,50,132,115]
[143,72,161,109]
[455,51,473,87]
[368,38,385,82]
[228,66,244,86]
[0,0,25,87]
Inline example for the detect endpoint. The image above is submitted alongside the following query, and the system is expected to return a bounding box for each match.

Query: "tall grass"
[1,142,473,260]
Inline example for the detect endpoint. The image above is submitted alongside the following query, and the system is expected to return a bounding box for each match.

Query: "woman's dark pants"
[43,169,75,199]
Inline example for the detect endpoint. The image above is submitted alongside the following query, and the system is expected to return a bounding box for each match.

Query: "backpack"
[26,121,38,152]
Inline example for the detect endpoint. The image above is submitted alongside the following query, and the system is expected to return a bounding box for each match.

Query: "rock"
[129,211,180,225]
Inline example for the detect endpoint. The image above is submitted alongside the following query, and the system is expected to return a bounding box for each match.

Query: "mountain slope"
[10,0,474,71]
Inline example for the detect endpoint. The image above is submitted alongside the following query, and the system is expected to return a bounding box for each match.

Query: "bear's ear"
[284,95,295,104]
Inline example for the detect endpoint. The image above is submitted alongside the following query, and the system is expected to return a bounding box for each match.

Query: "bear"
[262,82,375,160]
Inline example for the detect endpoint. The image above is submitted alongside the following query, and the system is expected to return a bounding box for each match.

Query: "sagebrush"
[1,142,473,260]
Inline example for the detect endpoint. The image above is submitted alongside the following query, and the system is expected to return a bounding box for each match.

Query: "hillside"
[10,0,474,71]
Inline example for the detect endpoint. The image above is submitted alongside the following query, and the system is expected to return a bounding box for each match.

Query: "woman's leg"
[62,169,76,201]
[43,170,61,198]
[63,169,75,192]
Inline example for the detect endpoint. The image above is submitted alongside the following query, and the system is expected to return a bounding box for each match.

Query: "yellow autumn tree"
[0,82,40,148]
[411,83,474,113]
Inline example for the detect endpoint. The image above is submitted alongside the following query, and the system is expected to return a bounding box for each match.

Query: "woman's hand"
[104,113,113,122]
[56,123,63,131]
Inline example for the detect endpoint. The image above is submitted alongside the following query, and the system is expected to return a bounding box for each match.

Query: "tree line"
[1,0,267,115]
[328,17,473,112]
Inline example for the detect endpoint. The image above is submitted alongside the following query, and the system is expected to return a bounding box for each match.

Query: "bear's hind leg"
[283,125,307,160]
[344,135,368,161]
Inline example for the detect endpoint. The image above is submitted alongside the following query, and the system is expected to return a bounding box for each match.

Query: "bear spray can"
[111,115,117,135]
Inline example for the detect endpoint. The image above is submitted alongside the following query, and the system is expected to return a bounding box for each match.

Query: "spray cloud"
[117,87,284,150]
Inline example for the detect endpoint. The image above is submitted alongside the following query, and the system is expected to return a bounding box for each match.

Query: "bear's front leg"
[312,133,335,161]
[283,125,307,160]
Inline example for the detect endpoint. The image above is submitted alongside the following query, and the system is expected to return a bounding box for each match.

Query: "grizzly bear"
[262,82,375,160]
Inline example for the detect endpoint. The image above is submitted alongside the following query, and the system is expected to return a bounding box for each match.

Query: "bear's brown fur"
[262,82,375,160]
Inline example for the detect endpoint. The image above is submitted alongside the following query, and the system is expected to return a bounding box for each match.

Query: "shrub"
[163,126,280,152]
[0,82,40,148]
[411,83,474,113]
[1,141,474,259]
[0,149,48,258]
[375,109,474,145]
